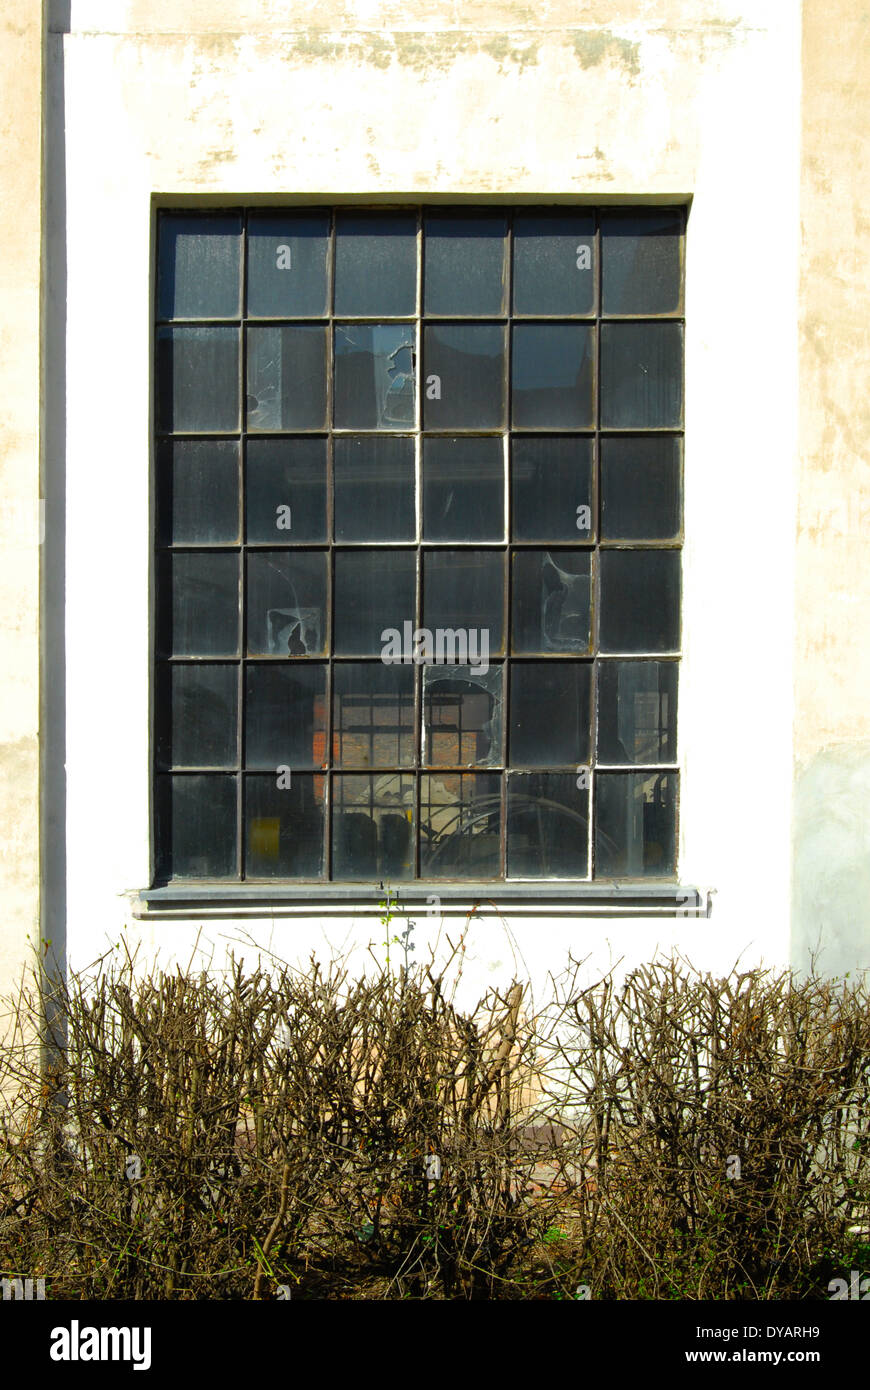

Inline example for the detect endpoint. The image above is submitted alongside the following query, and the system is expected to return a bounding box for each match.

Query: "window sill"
[132,882,712,919]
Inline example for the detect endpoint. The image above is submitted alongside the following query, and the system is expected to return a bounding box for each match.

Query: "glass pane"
[420,773,501,877]
[333,212,417,317]
[599,550,680,653]
[511,550,591,654]
[423,211,507,316]
[246,438,327,543]
[247,212,329,318]
[156,664,238,769]
[332,774,415,879]
[156,774,237,879]
[422,325,506,430]
[507,773,589,878]
[158,440,239,545]
[333,550,416,656]
[333,664,415,768]
[157,327,240,433]
[157,214,241,320]
[245,664,327,769]
[246,550,328,656]
[597,661,678,764]
[600,435,681,540]
[511,436,593,542]
[334,435,415,542]
[423,436,504,541]
[601,210,683,315]
[423,664,503,768]
[595,771,677,877]
[512,211,595,316]
[334,324,416,430]
[600,323,683,429]
[247,326,327,431]
[246,774,324,878]
[423,550,505,656]
[159,552,239,657]
[509,662,591,767]
[512,324,594,429]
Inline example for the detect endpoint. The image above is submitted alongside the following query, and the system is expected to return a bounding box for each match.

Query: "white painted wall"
[59,3,801,1009]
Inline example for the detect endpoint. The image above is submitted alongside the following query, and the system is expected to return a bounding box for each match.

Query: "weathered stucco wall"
[0,2,43,1033]
[792,0,870,978]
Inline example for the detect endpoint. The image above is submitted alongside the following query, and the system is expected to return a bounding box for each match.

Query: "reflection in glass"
[423,212,507,316]
[423,437,504,541]
[512,211,595,316]
[512,550,591,654]
[158,440,239,545]
[160,552,239,657]
[509,662,591,767]
[334,435,415,541]
[246,551,328,655]
[246,774,324,878]
[246,438,327,543]
[601,210,683,315]
[511,324,594,429]
[334,213,417,317]
[597,661,678,764]
[333,664,415,768]
[333,550,416,656]
[595,771,677,877]
[157,215,241,320]
[507,773,589,878]
[157,327,240,433]
[600,323,683,428]
[599,550,680,653]
[420,773,501,877]
[332,774,415,879]
[156,664,238,768]
[247,212,329,318]
[245,664,327,769]
[600,436,681,540]
[247,326,327,431]
[156,774,237,879]
[334,324,416,430]
[423,665,503,768]
[511,436,593,542]
[423,550,505,654]
[423,325,506,430]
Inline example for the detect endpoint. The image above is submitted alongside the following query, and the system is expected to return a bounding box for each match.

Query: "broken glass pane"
[512,211,595,316]
[420,773,501,877]
[511,436,593,542]
[333,212,417,317]
[511,324,595,429]
[332,774,415,879]
[156,663,238,769]
[156,774,237,879]
[423,664,504,768]
[333,550,416,656]
[601,209,683,315]
[511,550,591,654]
[157,214,242,320]
[157,327,240,433]
[159,551,240,657]
[247,212,329,318]
[423,211,507,316]
[423,550,505,655]
[595,771,677,877]
[334,435,416,542]
[509,662,591,767]
[599,550,680,653]
[246,550,328,656]
[423,436,504,541]
[600,323,683,429]
[597,660,678,764]
[158,439,240,545]
[245,663,327,769]
[600,435,682,540]
[333,663,415,768]
[246,326,327,431]
[422,325,506,430]
[334,324,417,430]
[506,772,589,878]
[246,437,327,543]
[245,773,325,878]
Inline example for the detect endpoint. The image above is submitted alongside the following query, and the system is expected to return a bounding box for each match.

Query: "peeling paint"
[572,29,640,78]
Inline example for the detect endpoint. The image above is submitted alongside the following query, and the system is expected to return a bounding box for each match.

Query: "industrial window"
[153,205,683,885]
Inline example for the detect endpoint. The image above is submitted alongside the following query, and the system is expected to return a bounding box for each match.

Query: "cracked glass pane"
[333,664,415,768]
[246,437,327,543]
[245,663,327,769]
[511,550,591,654]
[157,327,240,433]
[157,214,241,320]
[333,550,416,656]
[334,434,415,541]
[423,210,507,316]
[509,661,591,767]
[423,436,504,541]
[158,439,240,546]
[599,550,680,653]
[156,774,237,879]
[595,771,677,877]
[423,664,504,768]
[159,552,240,657]
[506,772,589,878]
[245,774,325,878]
[246,326,327,432]
[246,550,328,656]
[334,324,416,430]
[597,660,678,764]
[512,210,595,317]
[600,435,682,541]
[420,773,501,878]
[334,212,417,317]
[247,212,329,318]
[332,774,416,879]
[511,436,593,542]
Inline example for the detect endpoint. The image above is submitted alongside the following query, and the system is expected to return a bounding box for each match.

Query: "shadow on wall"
[792,743,870,981]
